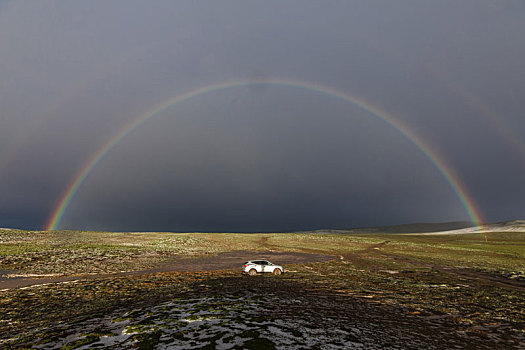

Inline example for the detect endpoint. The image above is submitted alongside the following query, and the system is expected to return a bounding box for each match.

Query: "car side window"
[260,261,268,265]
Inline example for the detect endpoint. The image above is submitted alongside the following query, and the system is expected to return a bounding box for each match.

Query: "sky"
[0,0,524,232]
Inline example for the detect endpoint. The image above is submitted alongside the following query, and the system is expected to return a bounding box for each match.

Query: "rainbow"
[45,78,485,231]
[365,40,525,163]
[426,64,525,161]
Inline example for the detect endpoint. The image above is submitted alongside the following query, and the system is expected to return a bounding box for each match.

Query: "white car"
[242,260,284,276]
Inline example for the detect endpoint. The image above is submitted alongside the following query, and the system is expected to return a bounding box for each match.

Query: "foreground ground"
[0,227,524,348]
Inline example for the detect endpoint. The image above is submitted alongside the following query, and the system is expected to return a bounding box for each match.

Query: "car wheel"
[249,269,257,276]
[273,269,282,276]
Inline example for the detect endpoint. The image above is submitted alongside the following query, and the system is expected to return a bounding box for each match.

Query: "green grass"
[1,243,524,349]
[1,229,523,276]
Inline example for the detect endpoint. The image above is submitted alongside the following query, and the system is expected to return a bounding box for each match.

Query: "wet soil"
[2,247,524,348]
[0,250,334,290]
[4,273,523,349]
[343,242,525,292]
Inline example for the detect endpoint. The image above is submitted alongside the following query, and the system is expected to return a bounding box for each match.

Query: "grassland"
[0,227,524,349]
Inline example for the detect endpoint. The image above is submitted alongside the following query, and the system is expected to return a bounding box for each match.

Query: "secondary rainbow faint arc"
[45,78,485,230]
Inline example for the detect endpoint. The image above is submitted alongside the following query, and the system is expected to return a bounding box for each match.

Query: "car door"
[253,261,264,273]
[260,260,270,273]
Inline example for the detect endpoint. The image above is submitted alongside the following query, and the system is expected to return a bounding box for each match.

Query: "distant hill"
[2,219,524,235]
[480,220,525,233]
[303,221,475,234]
[309,220,525,235]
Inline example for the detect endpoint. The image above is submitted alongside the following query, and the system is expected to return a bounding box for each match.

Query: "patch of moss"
[126,324,156,334]
[184,314,218,321]
[133,330,163,350]
[61,334,99,350]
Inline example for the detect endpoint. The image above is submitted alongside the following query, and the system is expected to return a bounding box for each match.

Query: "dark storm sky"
[1,1,524,232]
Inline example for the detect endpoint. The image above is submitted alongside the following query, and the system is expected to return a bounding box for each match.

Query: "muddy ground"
[1,231,524,349]
[1,272,523,349]
[0,250,334,289]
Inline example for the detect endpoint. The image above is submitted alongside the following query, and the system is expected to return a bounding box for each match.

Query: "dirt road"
[0,250,334,289]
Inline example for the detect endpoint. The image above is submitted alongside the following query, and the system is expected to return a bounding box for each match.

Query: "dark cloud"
[0,1,523,231]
